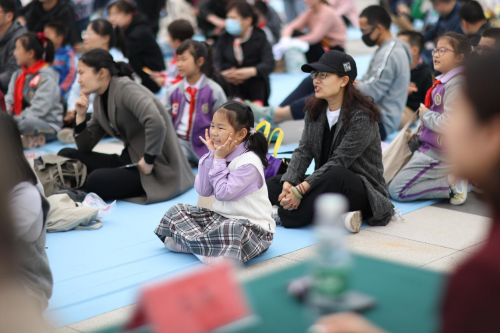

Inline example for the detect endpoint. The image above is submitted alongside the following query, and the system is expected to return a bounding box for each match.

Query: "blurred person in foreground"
[309,53,500,333]
[0,112,53,332]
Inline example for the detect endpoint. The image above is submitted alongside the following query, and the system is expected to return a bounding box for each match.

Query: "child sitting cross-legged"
[154,101,275,265]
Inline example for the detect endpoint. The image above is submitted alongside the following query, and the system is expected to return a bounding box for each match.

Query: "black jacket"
[136,0,164,35]
[198,0,228,36]
[407,60,434,111]
[282,109,394,226]
[122,14,166,94]
[0,22,26,93]
[214,28,275,98]
[21,0,81,46]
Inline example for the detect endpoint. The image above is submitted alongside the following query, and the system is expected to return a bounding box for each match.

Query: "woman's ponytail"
[114,61,134,78]
[80,49,134,79]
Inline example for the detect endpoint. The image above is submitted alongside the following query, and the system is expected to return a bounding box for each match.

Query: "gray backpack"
[33,154,87,197]
[46,194,103,232]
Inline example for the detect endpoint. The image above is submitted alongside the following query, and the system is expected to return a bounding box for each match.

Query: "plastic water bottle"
[308,194,352,313]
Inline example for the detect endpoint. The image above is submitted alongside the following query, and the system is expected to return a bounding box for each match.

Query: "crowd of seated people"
[3,0,500,326]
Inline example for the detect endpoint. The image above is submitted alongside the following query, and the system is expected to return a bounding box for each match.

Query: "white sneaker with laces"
[340,211,363,233]
[450,179,468,206]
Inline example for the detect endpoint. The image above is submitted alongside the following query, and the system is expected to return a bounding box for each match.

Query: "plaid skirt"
[154,204,274,263]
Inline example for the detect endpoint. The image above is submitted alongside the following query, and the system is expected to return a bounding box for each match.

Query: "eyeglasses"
[310,71,328,80]
[360,25,377,35]
[474,45,494,54]
[81,30,95,39]
[431,47,455,57]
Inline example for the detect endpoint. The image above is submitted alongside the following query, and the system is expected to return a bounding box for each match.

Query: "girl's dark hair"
[17,32,55,63]
[107,0,138,15]
[438,32,472,63]
[79,48,134,79]
[89,18,127,55]
[464,53,500,218]
[226,0,257,26]
[215,101,269,168]
[305,74,381,124]
[177,39,216,79]
[0,113,37,190]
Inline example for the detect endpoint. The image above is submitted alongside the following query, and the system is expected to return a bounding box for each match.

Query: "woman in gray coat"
[267,51,394,231]
[59,49,195,204]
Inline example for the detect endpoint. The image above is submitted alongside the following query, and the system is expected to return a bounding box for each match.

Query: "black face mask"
[362,28,381,47]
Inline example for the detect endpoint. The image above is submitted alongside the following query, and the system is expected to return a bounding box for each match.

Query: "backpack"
[46,194,103,232]
[255,121,289,179]
[383,112,420,183]
[33,154,87,197]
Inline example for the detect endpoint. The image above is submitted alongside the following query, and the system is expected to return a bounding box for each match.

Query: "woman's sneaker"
[340,211,363,233]
[450,180,468,206]
[164,237,190,253]
[271,205,282,226]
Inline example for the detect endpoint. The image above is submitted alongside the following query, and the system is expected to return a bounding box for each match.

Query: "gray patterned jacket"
[281,108,394,226]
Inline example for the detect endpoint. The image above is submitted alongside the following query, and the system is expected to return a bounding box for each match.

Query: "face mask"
[225,18,243,36]
[361,28,381,47]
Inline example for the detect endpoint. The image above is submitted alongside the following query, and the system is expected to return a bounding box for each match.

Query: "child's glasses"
[431,47,455,57]
[310,71,328,80]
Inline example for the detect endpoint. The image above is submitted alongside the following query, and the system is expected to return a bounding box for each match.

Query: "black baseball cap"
[301,50,358,81]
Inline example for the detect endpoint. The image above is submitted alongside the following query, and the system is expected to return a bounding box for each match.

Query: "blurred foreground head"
[0,113,53,333]
[446,52,500,218]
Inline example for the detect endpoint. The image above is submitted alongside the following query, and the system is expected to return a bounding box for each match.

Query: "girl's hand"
[418,103,429,117]
[199,129,216,151]
[75,92,90,125]
[214,134,238,159]
[150,71,166,87]
[138,157,154,175]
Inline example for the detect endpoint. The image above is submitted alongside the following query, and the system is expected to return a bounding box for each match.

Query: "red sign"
[126,261,251,333]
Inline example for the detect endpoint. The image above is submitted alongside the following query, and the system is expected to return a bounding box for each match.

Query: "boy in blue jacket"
[44,21,76,104]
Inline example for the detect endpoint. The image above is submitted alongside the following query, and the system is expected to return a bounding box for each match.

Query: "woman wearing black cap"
[267,50,394,231]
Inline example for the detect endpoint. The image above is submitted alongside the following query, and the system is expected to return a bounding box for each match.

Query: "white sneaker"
[271,205,282,226]
[450,180,468,206]
[164,237,190,253]
[340,211,363,233]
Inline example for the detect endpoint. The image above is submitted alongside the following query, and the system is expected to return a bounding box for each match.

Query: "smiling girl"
[166,40,227,165]
[154,101,275,265]
[389,33,471,205]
